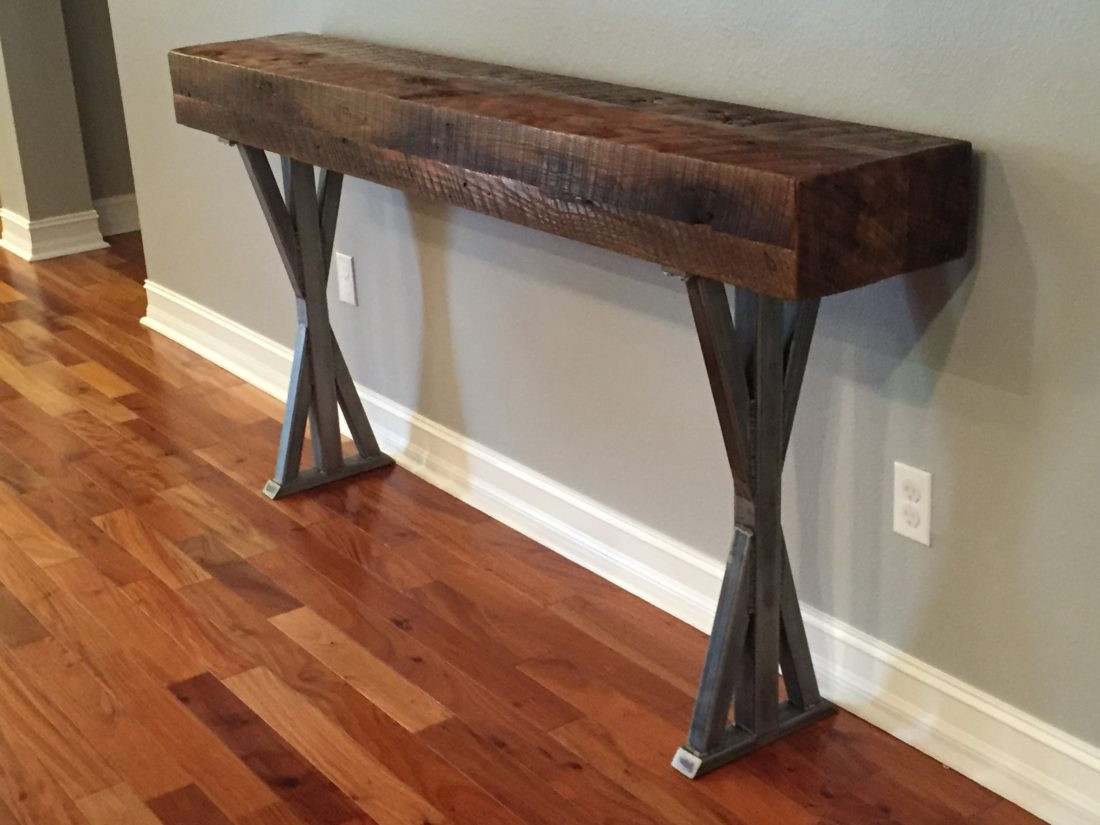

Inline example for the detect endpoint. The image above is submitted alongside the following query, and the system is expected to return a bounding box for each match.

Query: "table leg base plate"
[263,452,395,499]
[672,699,838,779]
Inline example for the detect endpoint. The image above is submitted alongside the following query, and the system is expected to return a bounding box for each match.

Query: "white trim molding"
[142,279,1100,825]
[94,193,141,236]
[0,207,108,261]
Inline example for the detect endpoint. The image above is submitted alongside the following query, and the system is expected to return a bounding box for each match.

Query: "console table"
[169,33,971,778]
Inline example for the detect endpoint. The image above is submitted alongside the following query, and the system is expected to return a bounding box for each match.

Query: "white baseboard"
[94,193,140,237]
[0,207,108,261]
[142,279,1100,825]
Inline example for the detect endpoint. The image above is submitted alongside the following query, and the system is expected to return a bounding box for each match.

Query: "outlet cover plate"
[893,462,932,546]
[335,252,357,306]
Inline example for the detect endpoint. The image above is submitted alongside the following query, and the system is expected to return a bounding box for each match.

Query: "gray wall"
[61,0,135,201]
[108,0,1100,747]
[0,0,94,219]
[0,35,29,217]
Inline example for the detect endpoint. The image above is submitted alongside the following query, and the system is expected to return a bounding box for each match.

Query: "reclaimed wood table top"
[169,33,971,299]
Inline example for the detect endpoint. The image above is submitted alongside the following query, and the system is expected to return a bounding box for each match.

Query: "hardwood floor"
[0,234,1040,825]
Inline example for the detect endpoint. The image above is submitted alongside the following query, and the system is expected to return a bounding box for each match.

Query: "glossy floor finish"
[0,234,1040,825]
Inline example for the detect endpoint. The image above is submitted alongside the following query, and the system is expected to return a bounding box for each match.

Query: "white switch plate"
[893,462,932,546]
[335,252,357,306]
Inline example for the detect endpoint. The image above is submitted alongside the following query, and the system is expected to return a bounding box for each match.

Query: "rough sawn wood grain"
[169,33,971,299]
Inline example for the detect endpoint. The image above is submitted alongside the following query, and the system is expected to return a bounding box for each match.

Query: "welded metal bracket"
[672,276,836,778]
[238,145,393,499]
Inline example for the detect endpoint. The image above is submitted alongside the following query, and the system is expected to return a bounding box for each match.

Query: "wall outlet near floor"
[335,252,358,306]
[893,462,932,546]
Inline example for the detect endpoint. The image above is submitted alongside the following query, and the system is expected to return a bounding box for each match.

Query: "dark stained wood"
[0,234,1040,825]
[169,33,971,299]
[147,784,236,825]
[174,530,302,616]
[169,672,367,825]
[0,581,48,647]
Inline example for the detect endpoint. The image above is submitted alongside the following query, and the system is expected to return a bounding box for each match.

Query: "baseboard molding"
[142,279,1100,825]
[94,193,140,236]
[0,207,108,261]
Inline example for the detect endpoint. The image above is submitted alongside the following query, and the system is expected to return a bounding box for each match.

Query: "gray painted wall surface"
[108,0,1100,746]
[0,0,94,219]
[0,36,30,217]
[61,0,135,201]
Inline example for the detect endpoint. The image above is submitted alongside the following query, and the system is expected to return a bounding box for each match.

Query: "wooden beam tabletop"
[169,33,971,299]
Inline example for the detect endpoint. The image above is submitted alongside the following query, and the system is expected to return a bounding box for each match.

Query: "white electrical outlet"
[335,252,358,306]
[893,462,932,546]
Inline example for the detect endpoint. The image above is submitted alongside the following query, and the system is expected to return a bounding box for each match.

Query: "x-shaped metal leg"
[238,145,393,499]
[673,276,836,778]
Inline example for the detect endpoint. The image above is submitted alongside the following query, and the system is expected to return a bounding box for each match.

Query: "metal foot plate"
[673,699,838,779]
[263,452,395,499]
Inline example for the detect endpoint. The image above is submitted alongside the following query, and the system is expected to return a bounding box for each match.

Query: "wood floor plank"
[463,518,619,602]
[0,532,279,820]
[193,440,331,527]
[116,418,218,483]
[71,450,162,508]
[0,581,49,647]
[226,666,446,825]
[75,783,163,825]
[25,359,138,425]
[312,480,425,548]
[27,461,127,521]
[169,672,367,825]
[3,319,84,367]
[67,360,138,399]
[58,314,197,390]
[529,658,812,825]
[239,803,312,825]
[45,557,207,685]
[413,564,693,725]
[0,441,45,495]
[258,557,669,825]
[121,577,256,678]
[0,282,23,303]
[733,739,905,825]
[0,489,81,567]
[180,579,518,825]
[270,606,451,733]
[0,396,91,465]
[279,517,434,592]
[12,636,192,800]
[415,717,596,825]
[113,391,223,451]
[0,349,83,417]
[0,403,81,478]
[551,716,748,825]
[550,592,707,696]
[17,500,152,586]
[93,508,211,589]
[130,497,207,544]
[969,800,1048,824]
[0,644,120,799]
[191,473,304,541]
[160,483,279,557]
[176,532,301,616]
[250,547,582,732]
[0,722,91,825]
[146,784,235,825]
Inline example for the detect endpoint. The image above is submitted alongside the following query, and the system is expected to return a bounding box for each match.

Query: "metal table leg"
[238,145,393,499]
[672,275,836,778]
